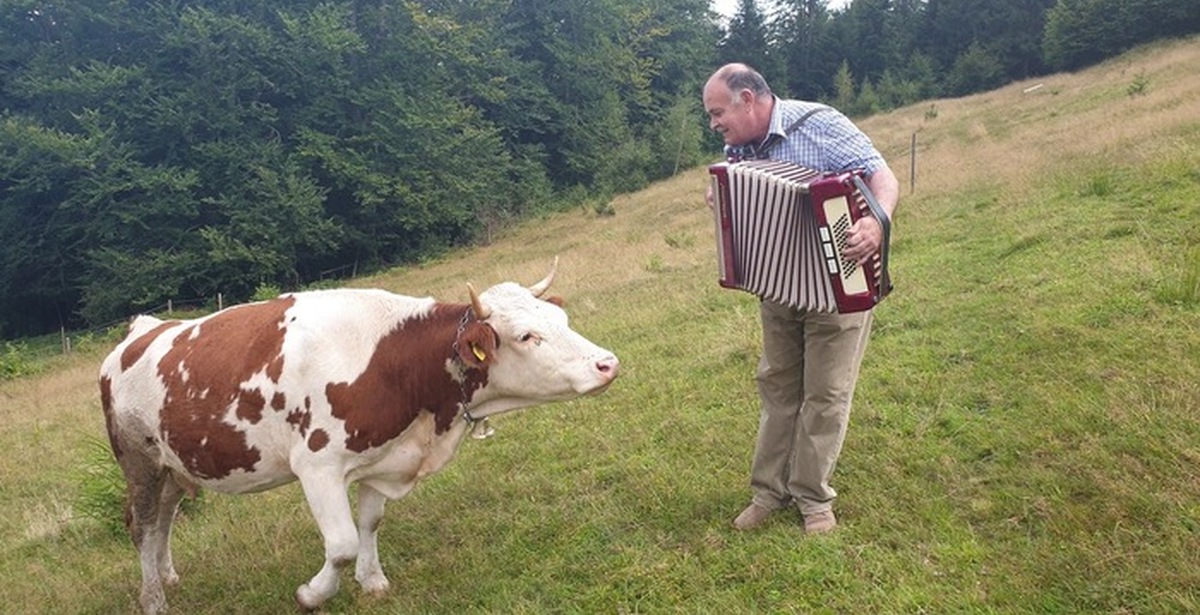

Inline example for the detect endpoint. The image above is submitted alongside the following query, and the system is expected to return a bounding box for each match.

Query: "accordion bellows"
[709,160,893,313]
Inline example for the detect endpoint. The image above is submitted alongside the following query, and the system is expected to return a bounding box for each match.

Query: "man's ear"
[457,321,499,369]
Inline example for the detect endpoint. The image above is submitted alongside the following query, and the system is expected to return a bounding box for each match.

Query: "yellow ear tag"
[471,345,487,362]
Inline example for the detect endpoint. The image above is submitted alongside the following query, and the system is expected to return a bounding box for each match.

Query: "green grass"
[2,38,1199,614]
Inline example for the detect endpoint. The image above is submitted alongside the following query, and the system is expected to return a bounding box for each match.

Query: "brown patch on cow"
[266,353,285,383]
[308,429,330,452]
[156,296,296,480]
[271,392,287,411]
[236,389,267,423]
[327,304,489,453]
[120,320,180,371]
[99,375,123,459]
[287,408,312,436]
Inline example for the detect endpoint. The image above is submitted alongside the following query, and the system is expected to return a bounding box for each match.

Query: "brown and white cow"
[99,263,619,614]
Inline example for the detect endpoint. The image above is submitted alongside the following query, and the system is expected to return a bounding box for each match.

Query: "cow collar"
[460,395,495,439]
[452,307,495,438]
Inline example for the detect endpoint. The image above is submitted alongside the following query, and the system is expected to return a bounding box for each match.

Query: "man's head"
[703,63,774,147]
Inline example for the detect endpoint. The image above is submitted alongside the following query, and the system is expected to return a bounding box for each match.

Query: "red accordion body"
[709,160,893,313]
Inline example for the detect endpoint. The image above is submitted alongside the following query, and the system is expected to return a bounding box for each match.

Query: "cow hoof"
[139,589,167,615]
[358,573,391,596]
[295,584,325,612]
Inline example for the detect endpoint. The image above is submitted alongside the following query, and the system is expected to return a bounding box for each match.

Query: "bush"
[74,436,208,539]
[0,342,38,380]
[1127,70,1150,97]
[74,437,128,539]
[252,283,284,302]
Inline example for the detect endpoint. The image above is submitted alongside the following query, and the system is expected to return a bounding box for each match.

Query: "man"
[702,63,900,533]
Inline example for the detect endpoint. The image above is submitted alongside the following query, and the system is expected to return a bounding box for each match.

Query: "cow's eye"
[518,333,534,343]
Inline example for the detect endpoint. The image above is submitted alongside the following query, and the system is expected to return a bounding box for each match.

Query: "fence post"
[910,132,917,194]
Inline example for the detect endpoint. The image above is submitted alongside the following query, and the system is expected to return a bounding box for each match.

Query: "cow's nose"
[596,355,620,381]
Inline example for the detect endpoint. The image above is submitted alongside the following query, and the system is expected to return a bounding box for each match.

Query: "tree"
[1,0,723,335]
[0,114,200,332]
[856,76,882,115]
[840,0,891,85]
[946,42,1006,96]
[719,0,782,83]
[647,93,709,176]
[775,0,838,99]
[833,60,856,111]
[1044,0,1200,71]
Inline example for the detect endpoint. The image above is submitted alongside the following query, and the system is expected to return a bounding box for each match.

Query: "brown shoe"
[803,510,837,534]
[732,503,773,530]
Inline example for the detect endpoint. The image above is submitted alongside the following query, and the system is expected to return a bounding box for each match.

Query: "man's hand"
[845,164,899,265]
[844,216,882,265]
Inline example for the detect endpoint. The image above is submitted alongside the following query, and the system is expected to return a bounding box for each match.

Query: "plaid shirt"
[725,98,886,176]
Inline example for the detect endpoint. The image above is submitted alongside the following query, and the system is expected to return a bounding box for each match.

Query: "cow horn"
[528,256,559,298]
[467,283,491,319]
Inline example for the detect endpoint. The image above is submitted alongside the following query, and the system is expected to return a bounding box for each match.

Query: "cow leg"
[153,475,187,586]
[354,484,390,595]
[295,471,357,611]
[119,453,171,615]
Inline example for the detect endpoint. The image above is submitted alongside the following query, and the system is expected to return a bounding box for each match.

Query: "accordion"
[709,160,893,313]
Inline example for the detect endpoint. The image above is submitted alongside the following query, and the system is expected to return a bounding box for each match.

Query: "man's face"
[703,79,754,146]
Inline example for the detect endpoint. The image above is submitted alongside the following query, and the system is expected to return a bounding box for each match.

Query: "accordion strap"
[789,104,892,301]
[765,106,831,152]
[850,174,893,299]
[784,105,831,134]
[731,105,832,162]
[764,105,895,302]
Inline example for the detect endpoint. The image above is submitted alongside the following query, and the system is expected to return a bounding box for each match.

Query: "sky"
[711,0,852,20]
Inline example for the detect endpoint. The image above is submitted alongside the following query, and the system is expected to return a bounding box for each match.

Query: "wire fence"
[8,258,372,366]
[0,290,258,367]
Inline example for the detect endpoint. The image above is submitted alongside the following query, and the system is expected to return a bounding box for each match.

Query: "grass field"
[2,36,1198,614]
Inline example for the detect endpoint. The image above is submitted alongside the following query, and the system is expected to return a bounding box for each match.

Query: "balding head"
[707,63,772,99]
[702,63,774,147]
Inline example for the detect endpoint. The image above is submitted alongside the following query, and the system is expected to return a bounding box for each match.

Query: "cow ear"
[457,322,498,368]
[544,296,565,307]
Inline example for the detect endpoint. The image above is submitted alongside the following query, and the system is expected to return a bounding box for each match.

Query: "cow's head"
[462,260,619,417]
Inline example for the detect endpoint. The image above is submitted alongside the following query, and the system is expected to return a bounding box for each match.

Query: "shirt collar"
[725,96,784,162]
[760,96,787,147]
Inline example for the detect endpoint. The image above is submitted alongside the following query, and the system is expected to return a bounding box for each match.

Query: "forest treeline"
[2,0,1197,337]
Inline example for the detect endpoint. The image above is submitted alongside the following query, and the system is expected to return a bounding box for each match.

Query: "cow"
[98,262,619,614]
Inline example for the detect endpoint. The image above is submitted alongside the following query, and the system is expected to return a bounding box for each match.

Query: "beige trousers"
[749,300,873,516]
